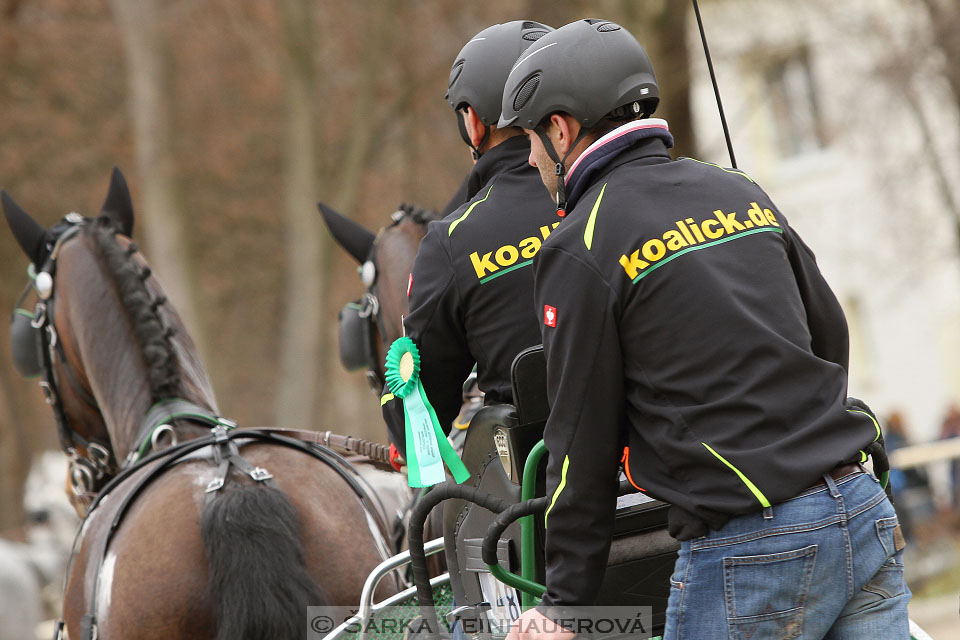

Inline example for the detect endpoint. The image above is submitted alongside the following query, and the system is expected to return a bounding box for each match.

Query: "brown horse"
[319,201,483,439]
[3,170,397,640]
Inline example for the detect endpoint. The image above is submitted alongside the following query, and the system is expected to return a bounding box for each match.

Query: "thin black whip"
[692,0,738,169]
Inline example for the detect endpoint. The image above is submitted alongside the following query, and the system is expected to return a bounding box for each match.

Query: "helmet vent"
[448,61,464,88]
[514,75,540,112]
[523,30,548,41]
[596,22,621,32]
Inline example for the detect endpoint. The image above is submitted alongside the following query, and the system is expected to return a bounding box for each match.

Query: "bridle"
[10,214,122,504]
[339,204,434,392]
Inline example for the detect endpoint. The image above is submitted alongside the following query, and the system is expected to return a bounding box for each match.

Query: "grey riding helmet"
[446,20,554,126]
[499,19,659,130]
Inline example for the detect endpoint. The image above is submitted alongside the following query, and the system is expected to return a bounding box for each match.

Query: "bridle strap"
[28,219,115,462]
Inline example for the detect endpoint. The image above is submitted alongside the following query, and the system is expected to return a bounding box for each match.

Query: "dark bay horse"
[318,202,435,393]
[319,201,483,432]
[3,170,396,640]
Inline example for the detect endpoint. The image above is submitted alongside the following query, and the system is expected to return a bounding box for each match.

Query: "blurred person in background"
[885,410,935,541]
[938,404,960,513]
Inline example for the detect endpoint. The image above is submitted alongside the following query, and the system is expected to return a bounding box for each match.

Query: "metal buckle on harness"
[39,380,58,406]
[250,467,273,482]
[87,443,112,477]
[358,292,379,319]
[205,477,225,493]
[150,424,177,451]
[30,303,46,329]
[211,425,230,443]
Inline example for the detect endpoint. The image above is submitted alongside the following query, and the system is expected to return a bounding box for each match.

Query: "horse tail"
[201,484,325,640]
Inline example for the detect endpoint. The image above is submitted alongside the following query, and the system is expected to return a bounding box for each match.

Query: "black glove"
[845,397,892,501]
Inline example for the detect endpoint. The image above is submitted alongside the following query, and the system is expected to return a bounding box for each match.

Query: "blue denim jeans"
[664,469,910,639]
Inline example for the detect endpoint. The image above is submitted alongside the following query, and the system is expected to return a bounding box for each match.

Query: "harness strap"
[126,398,235,467]
[204,426,277,506]
[269,427,394,467]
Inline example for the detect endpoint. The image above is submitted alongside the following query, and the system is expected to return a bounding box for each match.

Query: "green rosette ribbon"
[384,337,470,487]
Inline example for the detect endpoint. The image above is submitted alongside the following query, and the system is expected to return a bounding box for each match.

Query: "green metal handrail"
[484,439,549,608]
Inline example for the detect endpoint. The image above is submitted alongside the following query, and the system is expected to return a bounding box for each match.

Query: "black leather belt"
[807,462,863,490]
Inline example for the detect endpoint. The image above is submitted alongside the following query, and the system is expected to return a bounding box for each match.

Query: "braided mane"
[87,218,180,402]
[395,203,438,226]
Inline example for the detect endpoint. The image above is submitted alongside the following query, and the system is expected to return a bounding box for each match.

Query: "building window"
[764,48,825,157]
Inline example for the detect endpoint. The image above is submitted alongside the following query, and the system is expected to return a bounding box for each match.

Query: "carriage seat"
[447,346,677,635]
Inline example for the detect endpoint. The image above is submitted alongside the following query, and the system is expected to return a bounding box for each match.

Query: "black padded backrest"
[511,345,549,426]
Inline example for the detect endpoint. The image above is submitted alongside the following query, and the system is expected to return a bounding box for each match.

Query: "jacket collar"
[564,119,674,211]
[465,135,531,200]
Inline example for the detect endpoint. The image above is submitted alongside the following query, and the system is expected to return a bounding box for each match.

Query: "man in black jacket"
[500,19,909,640]
[381,21,559,460]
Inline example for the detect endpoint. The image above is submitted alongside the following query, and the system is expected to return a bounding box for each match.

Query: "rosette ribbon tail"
[385,338,470,487]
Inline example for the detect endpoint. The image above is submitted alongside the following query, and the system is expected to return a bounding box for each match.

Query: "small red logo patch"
[407,273,413,297]
[544,305,557,327]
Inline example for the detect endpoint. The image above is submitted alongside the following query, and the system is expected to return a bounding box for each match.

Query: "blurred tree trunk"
[275,0,324,427]
[523,1,697,158]
[523,0,587,28]
[621,0,697,159]
[917,0,960,125]
[914,0,960,254]
[319,0,403,440]
[0,0,23,61]
[109,0,204,352]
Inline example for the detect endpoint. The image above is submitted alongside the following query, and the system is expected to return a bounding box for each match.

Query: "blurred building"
[688,0,960,444]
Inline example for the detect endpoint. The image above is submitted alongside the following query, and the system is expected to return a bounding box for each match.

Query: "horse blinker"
[9,307,43,379]
[338,299,378,377]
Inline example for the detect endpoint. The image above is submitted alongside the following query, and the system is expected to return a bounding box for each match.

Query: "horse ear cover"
[2,190,47,266]
[317,202,376,265]
[99,167,135,238]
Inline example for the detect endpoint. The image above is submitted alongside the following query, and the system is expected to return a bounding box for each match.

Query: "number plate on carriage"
[478,572,521,634]
[464,538,520,634]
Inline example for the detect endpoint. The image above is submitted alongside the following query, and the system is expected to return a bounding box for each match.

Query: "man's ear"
[549,113,581,157]
[464,106,489,149]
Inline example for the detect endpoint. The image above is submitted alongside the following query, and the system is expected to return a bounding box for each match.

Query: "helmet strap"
[534,124,591,217]
[457,109,491,160]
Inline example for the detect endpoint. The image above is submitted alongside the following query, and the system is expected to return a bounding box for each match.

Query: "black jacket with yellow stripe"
[533,127,880,608]
[382,136,559,454]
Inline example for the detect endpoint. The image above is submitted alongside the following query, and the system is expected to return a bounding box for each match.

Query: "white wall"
[687,0,960,444]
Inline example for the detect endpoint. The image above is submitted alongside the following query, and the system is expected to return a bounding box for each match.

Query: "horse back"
[64,442,397,639]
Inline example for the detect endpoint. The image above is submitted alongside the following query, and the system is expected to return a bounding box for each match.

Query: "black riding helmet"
[499,19,659,130]
[446,20,553,158]
[499,19,659,214]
